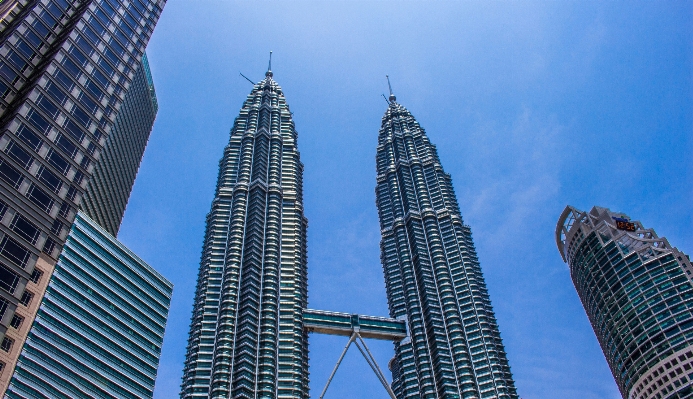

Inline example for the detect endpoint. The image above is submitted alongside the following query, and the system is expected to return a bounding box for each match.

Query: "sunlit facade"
[181,69,309,398]
[375,92,518,399]
[0,0,166,390]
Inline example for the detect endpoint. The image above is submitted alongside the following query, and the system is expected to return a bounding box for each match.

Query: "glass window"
[45,1,63,20]
[41,238,56,256]
[61,57,81,78]
[30,19,50,39]
[0,262,19,293]
[0,159,23,188]
[37,9,58,29]
[45,80,67,105]
[0,235,30,268]
[50,220,62,236]
[26,108,51,134]
[68,46,88,66]
[75,35,94,57]
[97,57,115,77]
[29,267,43,284]
[36,95,59,119]
[22,29,43,50]
[0,337,13,352]
[7,51,26,72]
[10,314,23,329]
[78,92,98,113]
[0,62,18,83]
[37,166,62,193]
[0,299,9,321]
[84,79,103,100]
[54,69,74,91]
[10,213,39,245]
[47,149,69,175]
[103,47,120,66]
[5,141,33,169]
[15,39,35,60]
[27,183,54,213]
[91,68,108,88]
[83,26,99,45]
[71,105,91,128]
[19,289,33,306]
[55,134,77,157]
[63,118,84,142]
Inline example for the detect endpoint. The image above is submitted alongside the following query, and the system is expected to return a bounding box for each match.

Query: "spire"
[386,75,396,103]
[266,51,273,77]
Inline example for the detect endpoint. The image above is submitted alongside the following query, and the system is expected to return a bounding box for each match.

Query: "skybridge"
[303,309,408,399]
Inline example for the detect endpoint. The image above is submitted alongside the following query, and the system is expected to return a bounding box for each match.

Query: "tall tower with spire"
[180,62,309,398]
[376,82,518,399]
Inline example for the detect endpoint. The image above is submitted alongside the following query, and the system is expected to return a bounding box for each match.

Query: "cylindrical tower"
[556,206,693,399]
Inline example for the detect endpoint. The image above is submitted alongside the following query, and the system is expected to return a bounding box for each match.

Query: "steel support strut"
[318,330,397,399]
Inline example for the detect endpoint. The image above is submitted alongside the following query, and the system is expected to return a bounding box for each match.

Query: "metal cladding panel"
[181,71,309,399]
[5,211,172,399]
[375,98,518,399]
[557,206,693,398]
[81,53,158,236]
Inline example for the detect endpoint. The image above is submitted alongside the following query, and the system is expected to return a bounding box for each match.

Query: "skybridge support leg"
[318,330,397,399]
[319,333,356,399]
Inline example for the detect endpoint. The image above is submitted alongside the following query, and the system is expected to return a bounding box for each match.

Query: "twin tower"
[180,68,518,399]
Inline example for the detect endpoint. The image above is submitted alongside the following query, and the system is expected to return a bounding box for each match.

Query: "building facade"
[0,0,166,380]
[375,92,518,399]
[181,69,309,399]
[556,206,693,399]
[5,211,172,398]
[81,52,158,236]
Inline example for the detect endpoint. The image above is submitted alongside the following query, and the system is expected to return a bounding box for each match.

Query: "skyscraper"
[375,89,518,399]
[181,67,309,398]
[556,206,693,399]
[81,52,158,236]
[5,211,172,398]
[0,0,166,378]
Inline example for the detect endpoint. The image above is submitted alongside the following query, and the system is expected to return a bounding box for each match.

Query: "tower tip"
[266,51,273,77]
[386,75,396,102]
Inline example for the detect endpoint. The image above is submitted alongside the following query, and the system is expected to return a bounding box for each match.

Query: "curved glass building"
[375,91,518,399]
[180,68,309,398]
[556,206,693,399]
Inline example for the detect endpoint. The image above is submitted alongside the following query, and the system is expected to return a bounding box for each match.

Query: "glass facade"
[5,210,172,398]
[375,94,518,399]
[0,0,165,378]
[81,52,158,236]
[181,70,309,399]
[557,206,693,399]
[0,0,167,383]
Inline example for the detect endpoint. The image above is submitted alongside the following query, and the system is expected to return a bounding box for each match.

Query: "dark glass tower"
[376,92,518,399]
[81,52,158,236]
[181,68,309,399]
[557,206,693,399]
[0,0,165,389]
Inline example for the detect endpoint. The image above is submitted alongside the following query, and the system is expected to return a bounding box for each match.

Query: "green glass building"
[6,211,172,398]
[557,206,693,399]
[376,91,518,399]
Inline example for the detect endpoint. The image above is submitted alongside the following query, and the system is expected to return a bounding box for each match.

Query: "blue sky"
[117,1,692,398]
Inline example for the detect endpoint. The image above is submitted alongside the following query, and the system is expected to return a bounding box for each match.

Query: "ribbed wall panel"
[181,72,308,399]
[376,99,518,399]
